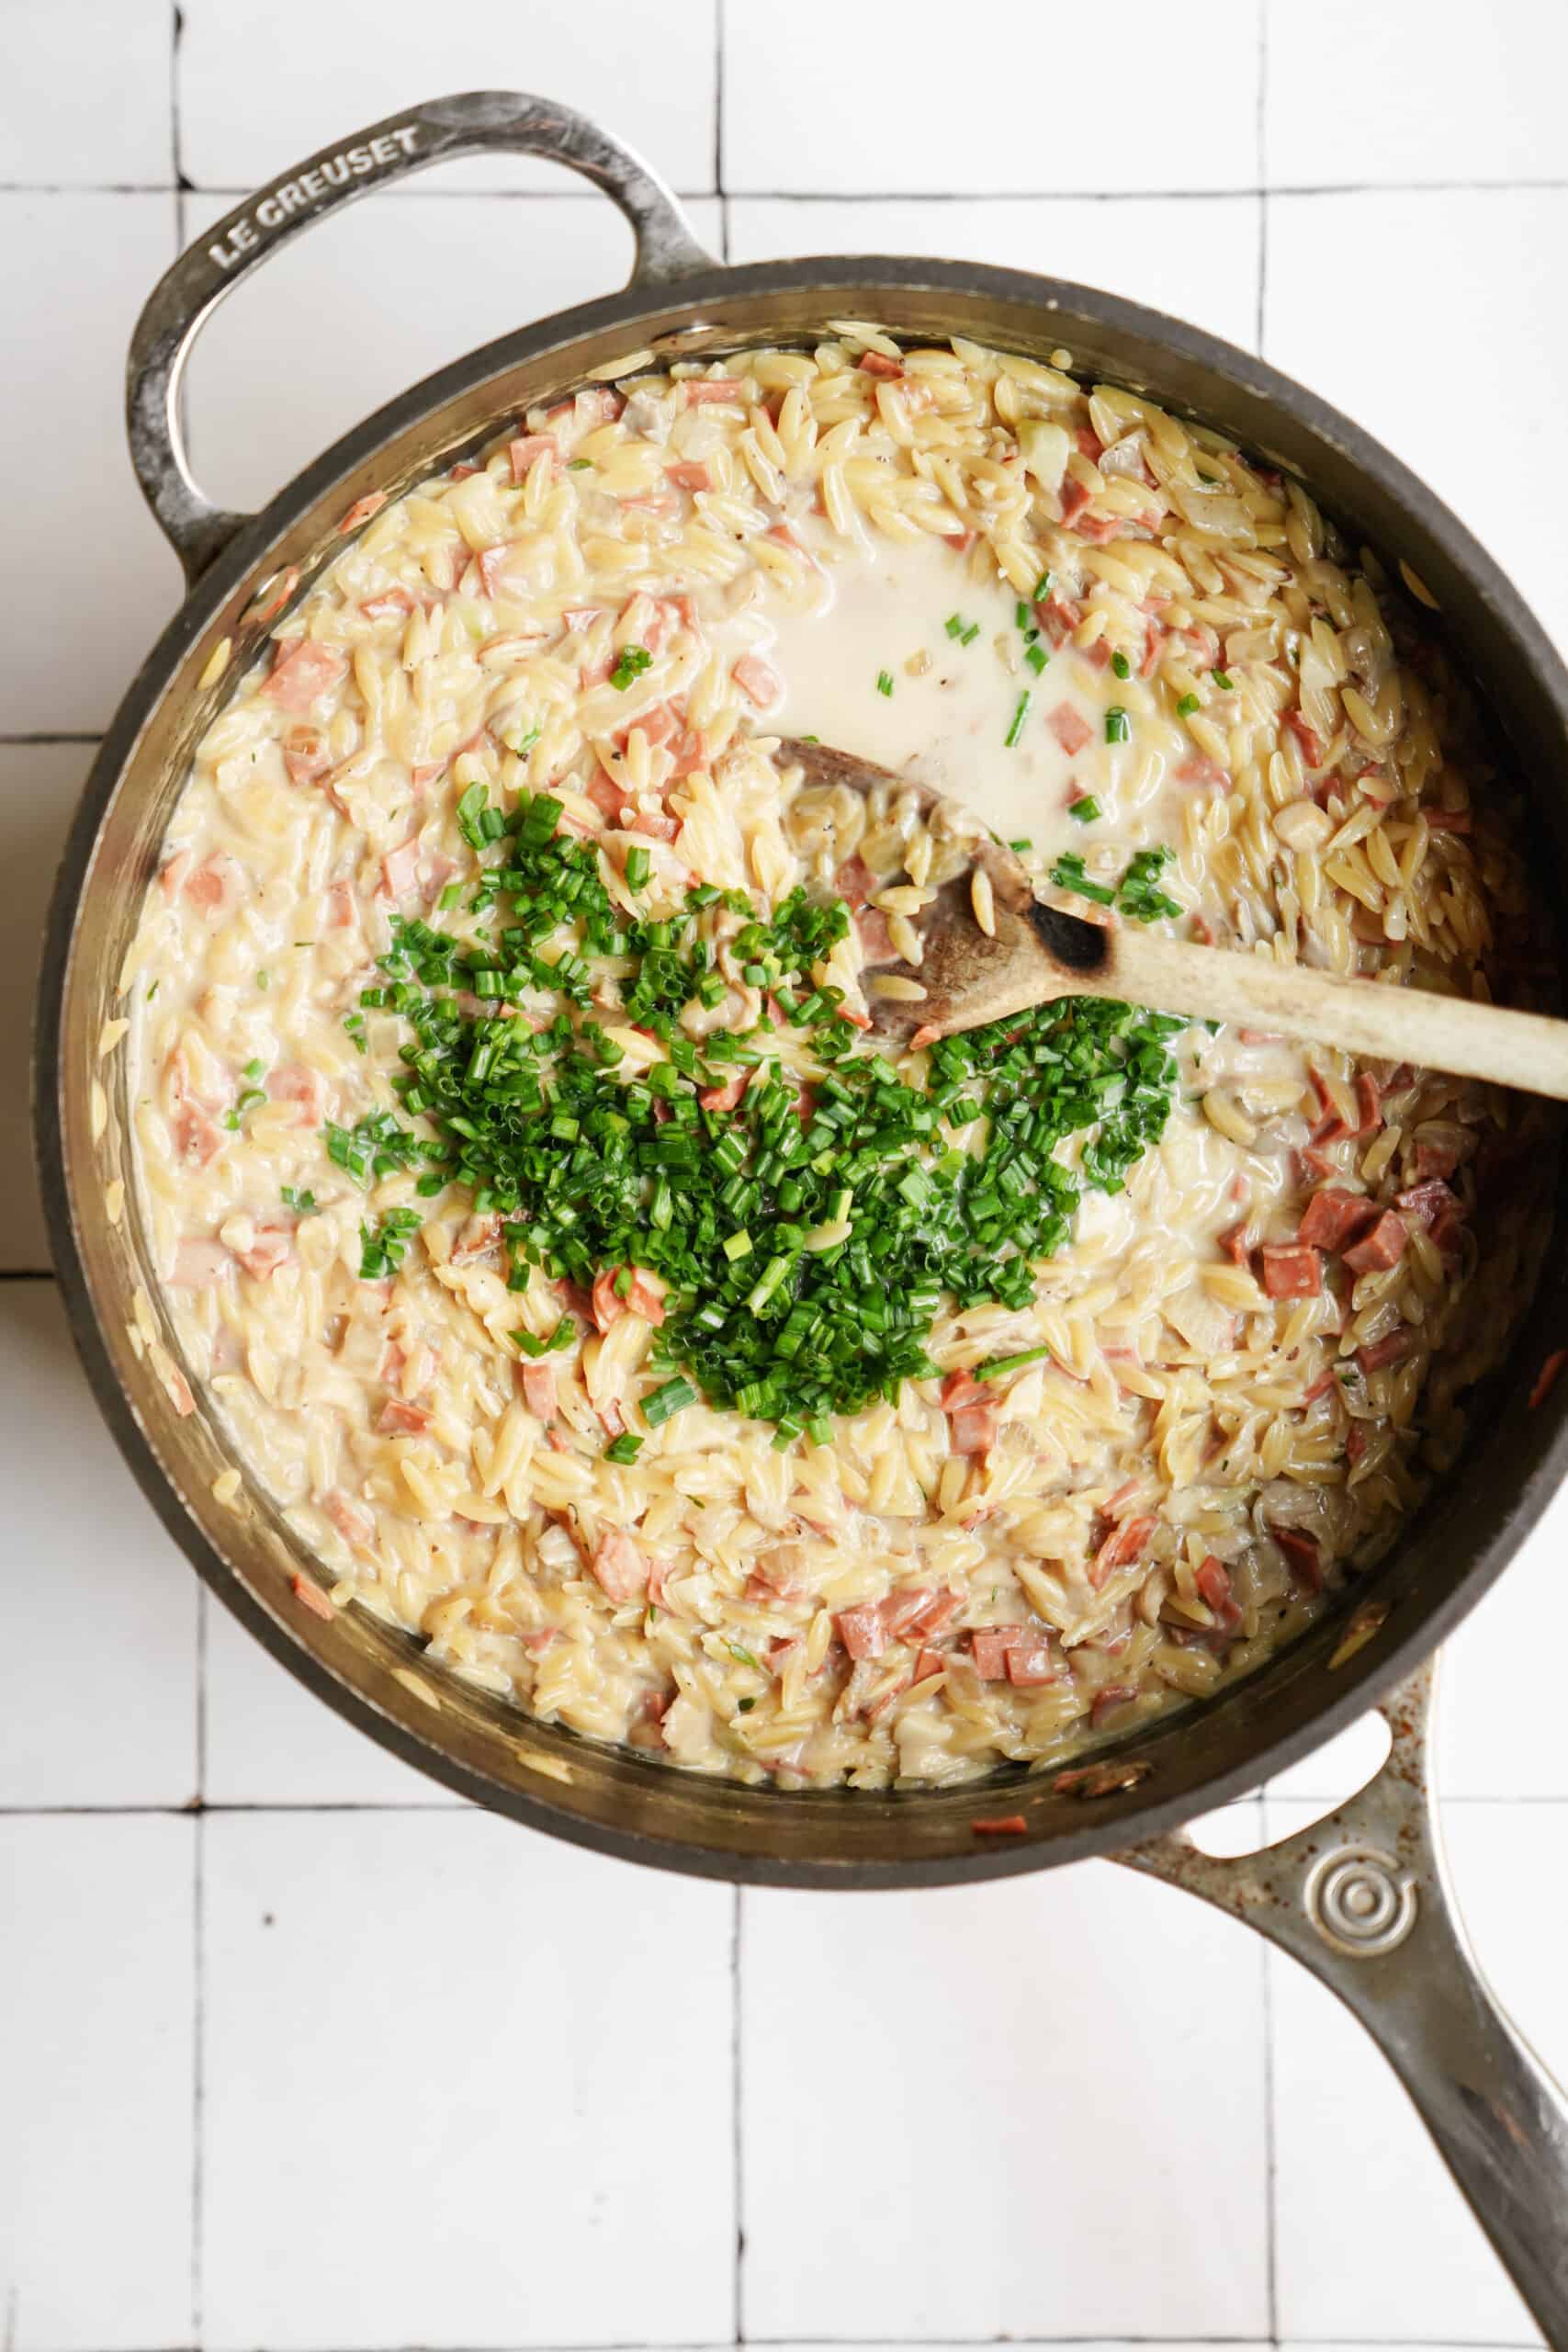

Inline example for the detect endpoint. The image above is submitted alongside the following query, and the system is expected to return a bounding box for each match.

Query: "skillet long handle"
[1117,1657,1568,2345]
[1103,927,1568,1102]
[125,90,717,581]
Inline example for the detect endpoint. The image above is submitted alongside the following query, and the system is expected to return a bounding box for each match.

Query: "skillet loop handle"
[126,88,717,582]
[1117,1657,1568,2344]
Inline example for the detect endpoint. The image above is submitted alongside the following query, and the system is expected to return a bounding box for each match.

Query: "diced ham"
[1140,624,1166,677]
[591,1265,667,1331]
[173,1100,224,1165]
[1090,1683,1138,1727]
[668,725,707,777]
[942,527,976,553]
[682,379,744,403]
[1346,1422,1367,1466]
[1296,1185,1377,1253]
[912,1647,947,1683]
[591,1530,649,1604]
[1425,807,1472,833]
[288,1570,335,1623]
[508,433,557,482]
[1217,1218,1254,1266]
[1413,1138,1460,1182]
[906,1589,961,1641]
[183,854,240,912]
[323,1488,376,1550]
[834,854,874,910]
[1355,1073,1382,1136]
[1034,592,1084,646]
[1283,709,1325,768]
[1259,1242,1323,1299]
[170,1238,231,1287]
[520,1363,557,1421]
[451,1213,502,1264]
[880,1588,937,1641]
[665,458,712,491]
[970,1815,1029,1836]
[1342,1211,1407,1276]
[855,904,895,963]
[1059,476,1093,525]
[1529,1350,1568,1411]
[1048,702,1093,756]
[232,1224,292,1280]
[1175,755,1229,789]
[626,807,680,843]
[971,1626,1025,1679]
[262,639,346,712]
[1358,1329,1414,1376]
[1005,1634,1055,1688]
[858,350,904,378]
[477,543,513,597]
[599,1399,626,1439]
[1196,1554,1243,1633]
[630,700,679,750]
[836,1603,887,1661]
[265,1063,326,1127]
[1396,1178,1461,1231]
[359,587,413,621]
[1270,1524,1322,1591]
[733,653,782,708]
[1302,1367,1337,1404]
[379,838,421,899]
[948,1398,998,1455]
[378,1397,432,1437]
[940,1369,984,1412]
[159,849,192,899]
[1089,1513,1156,1590]
[339,492,386,533]
[908,1022,942,1051]
[618,491,680,516]
[699,1072,749,1114]
[283,725,332,786]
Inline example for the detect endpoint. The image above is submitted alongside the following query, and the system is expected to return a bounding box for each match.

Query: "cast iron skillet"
[33,92,1568,2332]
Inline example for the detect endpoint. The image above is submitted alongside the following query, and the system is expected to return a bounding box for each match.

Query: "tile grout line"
[731,1883,746,2346]
[714,0,726,207]
[1,1791,1562,1817]
[190,1804,206,2347]
[7,176,1568,201]
[169,0,186,190]
[1261,1939,1280,2348]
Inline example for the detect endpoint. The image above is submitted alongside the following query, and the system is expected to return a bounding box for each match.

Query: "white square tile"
[724,0,1260,195]
[0,1280,199,1809]
[729,195,1261,354]
[202,1586,458,1805]
[0,1815,195,2352]
[1267,0,1568,188]
[1442,1482,1568,1797]
[1,741,93,1269]
[1264,188,1568,661]
[0,193,183,733]
[1269,1796,1562,2345]
[740,1859,1270,2342]
[201,1810,735,2350]
[178,0,718,193]
[1,0,173,186]
[183,190,723,516]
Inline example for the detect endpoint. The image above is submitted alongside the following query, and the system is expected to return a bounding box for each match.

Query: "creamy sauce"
[724,526,1133,858]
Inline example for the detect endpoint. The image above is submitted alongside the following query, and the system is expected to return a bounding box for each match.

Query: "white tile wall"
[6,2,1568,2347]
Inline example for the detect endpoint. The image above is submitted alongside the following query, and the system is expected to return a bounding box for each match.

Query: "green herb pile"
[333,792,1184,1438]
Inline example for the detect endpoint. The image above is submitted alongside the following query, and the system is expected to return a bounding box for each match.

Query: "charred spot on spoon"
[1029,895,1111,975]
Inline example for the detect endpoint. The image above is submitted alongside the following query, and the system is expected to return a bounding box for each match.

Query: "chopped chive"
[974,1345,1052,1380]
[243,1057,265,1081]
[609,644,653,692]
[146,980,159,1001]
[1004,691,1031,748]
[722,1229,753,1262]
[604,1431,643,1464]
[624,844,652,891]
[1068,796,1101,823]
[1014,599,1030,630]
[1032,569,1052,599]
[439,881,464,910]
[1212,668,1235,690]
[1111,650,1132,680]
[959,621,980,646]
[1177,692,1201,718]
[255,969,269,990]
[644,1375,697,1426]
[875,669,894,697]
[1023,641,1048,676]
[280,1186,316,1215]
[568,458,592,469]
[944,613,964,638]
[1105,707,1131,744]
[1008,837,1032,853]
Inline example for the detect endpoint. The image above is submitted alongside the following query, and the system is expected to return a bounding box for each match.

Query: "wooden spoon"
[778,739,1568,1102]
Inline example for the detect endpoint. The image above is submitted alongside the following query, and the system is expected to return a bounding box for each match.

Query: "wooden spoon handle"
[1106,929,1568,1102]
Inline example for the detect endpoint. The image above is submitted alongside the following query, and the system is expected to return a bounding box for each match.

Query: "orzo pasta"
[119,330,1545,1789]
